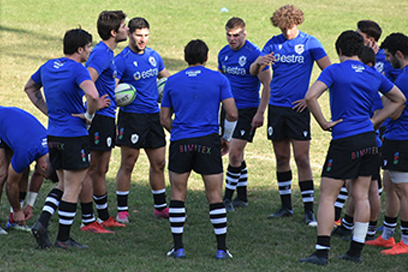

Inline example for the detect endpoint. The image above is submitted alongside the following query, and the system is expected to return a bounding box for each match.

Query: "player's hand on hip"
[98,94,111,109]
[292,99,308,112]
[221,138,230,156]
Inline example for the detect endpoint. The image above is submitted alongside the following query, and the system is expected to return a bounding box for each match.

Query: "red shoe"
[381,241,408,255]
[365,236,396,247]
[154,207,169,219]
[80,221,114,234]
[100,216,126,228]
[334,219,341,227]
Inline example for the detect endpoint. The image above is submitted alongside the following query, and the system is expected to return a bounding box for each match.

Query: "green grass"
[1,0,408,271]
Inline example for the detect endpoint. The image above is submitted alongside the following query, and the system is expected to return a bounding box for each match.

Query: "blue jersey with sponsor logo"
[161,66,233,141]
[218,40,266,109]
[0,106,48,173]
[31,57,90,137]
[385,66,408,140]
[86,41,117,117]
[262,31,327,107]
[318,60,393,140]
[115,47,165,114]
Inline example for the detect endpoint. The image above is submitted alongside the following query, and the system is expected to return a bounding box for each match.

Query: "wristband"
[222,119,237,142]
[26,191,38,207]
[85,111,95,122]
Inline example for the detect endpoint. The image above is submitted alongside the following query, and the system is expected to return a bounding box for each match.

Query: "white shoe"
[6,221,31,232]
[0,226,8,235]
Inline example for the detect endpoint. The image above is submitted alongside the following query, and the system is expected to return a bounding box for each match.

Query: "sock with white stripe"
[315,236,330,259]
[237,161,248,202]
[277,171,292,210]
[80,202,95,225]
[116,190,129,213]
[401,221,408,245]
[169,200,186,250]
[334,183,348,221]
[94,193,110,221]
[38,188,63,229]
[152,189,167,211]
[299,180,314,212]
[341,214,354,231]
[382,216,397,240]
[57,200,77,242]
[210,202,227,251]
[224,165,241,201]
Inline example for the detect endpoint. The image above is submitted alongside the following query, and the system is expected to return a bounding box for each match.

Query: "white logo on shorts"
[106,137,112,147]
[88,153,92,163]
[268,126,274,136]
[131,134,139,144]
[303,131,308,137]
[384,159,388,166]
[240,130,246,136]
[295,44,304,55]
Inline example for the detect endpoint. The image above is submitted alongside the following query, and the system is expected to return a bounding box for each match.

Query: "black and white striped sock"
[169,200,186,250]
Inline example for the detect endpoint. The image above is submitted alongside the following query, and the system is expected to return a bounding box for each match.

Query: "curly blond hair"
[270,5,304,29]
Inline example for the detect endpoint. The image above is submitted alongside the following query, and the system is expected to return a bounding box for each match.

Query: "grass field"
[1,0,408,271]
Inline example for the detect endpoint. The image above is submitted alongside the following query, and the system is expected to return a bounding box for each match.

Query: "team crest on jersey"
[375,62,384,73]
[133,61,138,67]
[131,134,139,144]
[295,44,304,55]
[239,55,247,67]
[352,64,365,73]
[149,56,157,67]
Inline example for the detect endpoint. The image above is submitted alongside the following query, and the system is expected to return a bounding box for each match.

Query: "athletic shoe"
[6,221,31,232]
[232,197,248,208]
[338,253,361,263]
[0,226,8,235]
[99,217,126,228]
[154,207,169,219]
[55,238,89,249]
[299,252,328,265]
[167,247,186,258]
[365,236,396,247]
[268,207,293,218]
[223,199,234,212]
[304,210,317,227]
[215,249,233,259]
[381,241,408,255]
[80,221,114,234]
[116,211,129,223]
[31,221,52,249]
[331,226,352,237]
[334,219,341,227]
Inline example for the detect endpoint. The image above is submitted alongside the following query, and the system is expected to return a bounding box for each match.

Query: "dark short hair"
[225,17,245,30]
[335,30,364,57]
[128,17,150,33]
[381,33,408,57]
[97,10,126,40]
[184,39,208,65]
[357,20,382,41]
[63,28,92,55]
[359,45,376,66]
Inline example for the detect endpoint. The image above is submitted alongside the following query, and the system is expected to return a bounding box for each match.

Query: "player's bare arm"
[316,55,332,71]
[158,68,171,79]
[252,69,271,128]
[24,79,48,116]
[305,80,343,131]
[160,107,173,132]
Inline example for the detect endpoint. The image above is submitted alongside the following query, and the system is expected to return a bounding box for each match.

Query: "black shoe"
[365,234,375,241]
[232,197,248,208]
[300,252,328,265]
[268,207,293,218]
[55,238,89,249]
[31,221,52,249]
[338,253,361,263]
[331,226,352,237]
[304,210,317,227]
[223,199,235,212]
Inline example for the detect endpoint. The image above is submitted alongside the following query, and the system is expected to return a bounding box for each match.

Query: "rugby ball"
[157,77,167,103]
[115,83,136,107]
